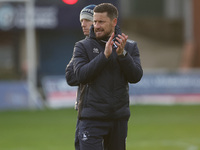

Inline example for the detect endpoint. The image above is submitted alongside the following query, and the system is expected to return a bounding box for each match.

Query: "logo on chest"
[93,48,100,54]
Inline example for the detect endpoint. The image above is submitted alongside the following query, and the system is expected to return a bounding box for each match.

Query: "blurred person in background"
[65,4,96,150]
[70,3,143,150]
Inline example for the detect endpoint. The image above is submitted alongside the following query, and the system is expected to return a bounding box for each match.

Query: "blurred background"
[0,0,200,110]
[0,1,200,150]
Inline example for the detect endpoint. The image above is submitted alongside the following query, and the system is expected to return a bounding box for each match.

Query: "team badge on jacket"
[93,48,99,53]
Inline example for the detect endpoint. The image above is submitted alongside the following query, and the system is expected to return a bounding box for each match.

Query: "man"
[66,4,96,108]
[80,5,96,36]
[65,4,96,150]
[71,3,143,150]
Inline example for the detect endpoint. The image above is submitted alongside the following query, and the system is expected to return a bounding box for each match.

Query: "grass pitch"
[0,105,200,150]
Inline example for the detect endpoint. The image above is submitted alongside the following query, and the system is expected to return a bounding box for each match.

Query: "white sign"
[42,76,77,109]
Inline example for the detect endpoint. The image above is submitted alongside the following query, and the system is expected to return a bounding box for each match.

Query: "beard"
[95,28,113,40]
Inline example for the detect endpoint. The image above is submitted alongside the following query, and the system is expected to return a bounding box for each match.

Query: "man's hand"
[104,32,115,58]
[115,33,128,55]
[104,32,128,58]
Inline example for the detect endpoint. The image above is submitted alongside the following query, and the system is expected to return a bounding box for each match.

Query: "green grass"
[127,105,200,150]
[0,105,200,150]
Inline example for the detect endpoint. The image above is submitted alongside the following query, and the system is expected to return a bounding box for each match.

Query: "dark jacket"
[65,54,80,110]
[65,37,89,86]
[72,25,143,120]
[65,57,79,86]
[65,37,88,110]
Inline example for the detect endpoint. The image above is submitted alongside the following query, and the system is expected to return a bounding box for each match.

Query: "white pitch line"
[131,140,199,150]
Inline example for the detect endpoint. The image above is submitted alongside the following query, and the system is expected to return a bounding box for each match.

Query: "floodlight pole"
[25,0,38,109]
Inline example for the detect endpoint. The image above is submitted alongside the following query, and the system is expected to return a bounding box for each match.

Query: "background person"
[65,4,96,150]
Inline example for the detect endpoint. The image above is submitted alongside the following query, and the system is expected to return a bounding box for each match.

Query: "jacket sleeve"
[117,41,143,83]
[65,57,79,86]
[73,41,110,84]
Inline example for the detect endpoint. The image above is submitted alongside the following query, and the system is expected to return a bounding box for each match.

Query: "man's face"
[93,12,116,40]
[81,19,93,36]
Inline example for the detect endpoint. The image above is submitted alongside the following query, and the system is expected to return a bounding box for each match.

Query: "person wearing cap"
[66,4,96,105]
[65,4,96,150]
[80,4,96,36]
[71,3,143,150]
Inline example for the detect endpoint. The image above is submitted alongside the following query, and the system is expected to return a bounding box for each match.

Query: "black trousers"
[78,119,128,150]
[75,119,80,150]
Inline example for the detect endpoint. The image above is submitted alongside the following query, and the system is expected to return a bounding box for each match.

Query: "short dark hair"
[94,3,118,20]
